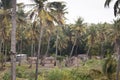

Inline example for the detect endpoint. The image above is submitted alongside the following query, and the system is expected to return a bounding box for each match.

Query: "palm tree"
[44,27,54,57]
[86,24,97,59]
[113,19,120,80]
[97,23,107,58]
[105,1,120,79]
[63,24,73,56]
[47,1,67,65]
[11,0,17,80]
[0,0,16,80]
[70,17,85,57]
[27,0,63,79]
[57,26,68,56]
[29,1,47,79]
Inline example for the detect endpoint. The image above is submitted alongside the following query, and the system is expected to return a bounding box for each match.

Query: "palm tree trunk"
[45,36,51,57]
[35,25,44,80]
[0,40,2,54]
[100,42,104,59]
[75,45,78,55]
[87,46,91,59]
[29,40,34,68]
[18,39,22,66]
[116,46,120,80]
[17,43,19,54]
[4,43,7,66]
[2,41,4,53]
[31,40,34,57]
[2,41,5,68]
[0,40,2,68]
[11,0,17,80]
[34,44,36,57]
[70,37,77,57]
[55,29,58,66]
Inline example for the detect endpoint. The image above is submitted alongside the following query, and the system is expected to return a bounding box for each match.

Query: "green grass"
[0,58,115,80]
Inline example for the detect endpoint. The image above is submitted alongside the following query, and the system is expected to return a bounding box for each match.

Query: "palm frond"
[113,0,120,16]
[104,0,113,7]
[48,1,66,12]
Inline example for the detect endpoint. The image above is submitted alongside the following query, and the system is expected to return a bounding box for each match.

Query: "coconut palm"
[10,0,17,80]
[97,23,108,58]
[57,26,68,56]
[44,25,54,57]
[70,17,85,57]
[0,0,17,80]
[86,24,97,59]
[112,19,120,80]
[105,0,120,79]
[29,1,47,79]
[63,24,74,55]
[47,1,67,65]
[27,0,65,79]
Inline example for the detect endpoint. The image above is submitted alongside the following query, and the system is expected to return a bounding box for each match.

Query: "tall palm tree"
[44,26,54,57]
[70,17,85,57]
[63,24,73,55]
[57,26,68,56]
[11,0,17,80]
[105,1,120,80]
[29,1,47,79]
[28,0,62,79]
[112,19,120,80]
[0,0,16,80]
[86,24,97,59]
[97,23,107,58]
[47,1,67,65]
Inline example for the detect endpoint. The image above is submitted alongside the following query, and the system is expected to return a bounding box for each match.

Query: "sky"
[17,0,115,24]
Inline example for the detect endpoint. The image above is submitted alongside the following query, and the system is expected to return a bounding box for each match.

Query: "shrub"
[47,69,64,80]
[3,72,11,80]
[16,66,27,78]
[102,57,117,79]
[46,68,70,80]
[89,69,102,79]
[70,68,93,80]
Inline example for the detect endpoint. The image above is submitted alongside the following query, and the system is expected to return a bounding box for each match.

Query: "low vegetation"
[0,57,118,80]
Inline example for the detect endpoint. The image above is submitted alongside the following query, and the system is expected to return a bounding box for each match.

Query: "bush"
[102,57,117,79]
[47,69,64,80]
[16,66,36,80]
[3,72,11,80]
[16,66,27,78]
[47,68,70,80]
[89,69,102,79]
[70,69,93,80]
[46,68,95,80]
